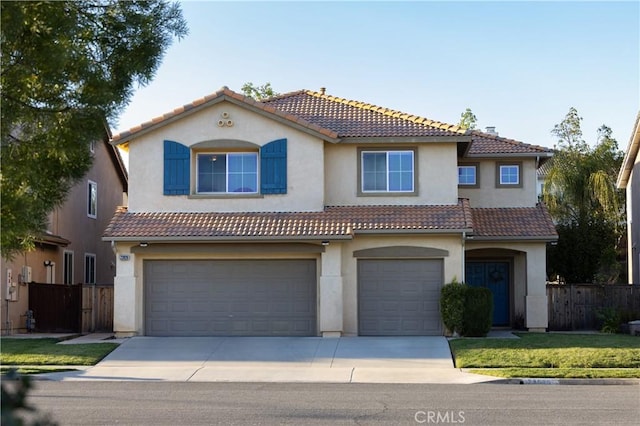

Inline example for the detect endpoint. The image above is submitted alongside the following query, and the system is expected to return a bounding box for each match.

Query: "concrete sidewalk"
[38,336,500,384]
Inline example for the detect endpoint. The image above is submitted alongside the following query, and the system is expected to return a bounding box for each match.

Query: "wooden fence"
[29,282,82,332]
[29,283,113,333]
[81,285,114,333]
[547,283,640,330]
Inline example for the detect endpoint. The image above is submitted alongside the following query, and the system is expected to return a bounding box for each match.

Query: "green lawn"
[449,333,640,378]
[0,338,118,366]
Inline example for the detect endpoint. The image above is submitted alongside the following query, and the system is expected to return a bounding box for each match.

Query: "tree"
[543,108,625,283]
[241,82,279,100]
[1,1,188,259]
[2,369,57,425]
[458,108,477,130]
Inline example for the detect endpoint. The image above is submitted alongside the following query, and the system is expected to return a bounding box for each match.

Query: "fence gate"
[28,282,82,332]
[81,285,114,332]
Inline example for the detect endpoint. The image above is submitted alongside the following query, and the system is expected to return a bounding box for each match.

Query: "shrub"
[440,278,466,335]
[461,287,493,337]
[596,307,621,334]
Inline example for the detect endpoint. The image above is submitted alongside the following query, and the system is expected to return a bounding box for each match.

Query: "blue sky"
[113,1,639,149]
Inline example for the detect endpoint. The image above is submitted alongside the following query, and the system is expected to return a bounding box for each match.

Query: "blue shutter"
[163,140,190,195]
[260,138,287,194]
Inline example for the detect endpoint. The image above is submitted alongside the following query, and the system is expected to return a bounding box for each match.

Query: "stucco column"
[113,245,139,337]
[319,243,343,337]
[525,246,548,332]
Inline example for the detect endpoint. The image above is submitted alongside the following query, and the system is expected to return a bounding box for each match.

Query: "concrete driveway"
[45,336,497,384]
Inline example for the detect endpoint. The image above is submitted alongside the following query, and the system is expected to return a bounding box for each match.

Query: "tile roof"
[262,90,467,138]
[103,201,473,241]
[471,204,558,239]
[467,131,552,156]
[103,201,557,242]
[536,157,554,178]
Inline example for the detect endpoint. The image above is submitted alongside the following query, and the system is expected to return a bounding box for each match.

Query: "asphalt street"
[18,382,640,425]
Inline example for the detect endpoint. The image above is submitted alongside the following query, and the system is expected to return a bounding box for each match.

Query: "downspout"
[461,232,466,283]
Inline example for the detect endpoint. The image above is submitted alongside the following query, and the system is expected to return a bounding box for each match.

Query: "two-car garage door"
[144,260,316,336]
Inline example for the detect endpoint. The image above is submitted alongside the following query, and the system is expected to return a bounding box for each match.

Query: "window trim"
[357,147,418,196]
[84,253,96,285]
[63,250,74,285]
[195,151,259,195]
[458,163,480,188]
[87,180,97,219]
[495,161,523,188]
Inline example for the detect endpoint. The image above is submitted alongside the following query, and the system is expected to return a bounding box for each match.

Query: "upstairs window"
[361,150,414,193]
[196,153,258,194]
[458,165,478,186]
[164,139,287,196]
[497,162,522,187]
[87,180,97,218]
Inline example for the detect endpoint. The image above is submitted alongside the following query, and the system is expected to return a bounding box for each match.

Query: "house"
[1,133,128,334]
[104,87,557,337]
[617,112,640,285]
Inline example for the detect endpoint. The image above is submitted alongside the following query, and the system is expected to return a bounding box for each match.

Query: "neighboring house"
[1,133,128,334]
[536,157,553,199]
[617,112,640,285]
[104,87,556,337]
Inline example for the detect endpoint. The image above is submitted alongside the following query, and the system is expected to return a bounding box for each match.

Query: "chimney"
[485,126,498,135]
[320,87,326,95]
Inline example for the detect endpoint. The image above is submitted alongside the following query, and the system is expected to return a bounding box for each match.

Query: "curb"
[1,366,91,381]
[492,378,640,385]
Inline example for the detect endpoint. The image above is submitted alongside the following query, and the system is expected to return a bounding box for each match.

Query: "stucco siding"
[127,102,325,213]
[458,158,539,207]
[325,143,459,206]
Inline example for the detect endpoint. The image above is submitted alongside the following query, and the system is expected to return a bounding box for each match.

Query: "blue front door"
[465,262,510,326]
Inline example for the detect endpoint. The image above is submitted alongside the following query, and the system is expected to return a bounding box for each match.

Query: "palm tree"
[542,108,625,283]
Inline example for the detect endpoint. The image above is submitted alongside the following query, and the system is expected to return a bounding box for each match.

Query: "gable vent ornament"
[217,112,234,127]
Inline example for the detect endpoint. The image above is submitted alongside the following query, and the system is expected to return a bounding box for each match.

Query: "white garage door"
[144,260,316,336]
[358,259,443,335]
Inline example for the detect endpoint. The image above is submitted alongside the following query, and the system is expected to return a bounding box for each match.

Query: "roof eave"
[36,234,71,247]
[465,151,554,159]
[353,228,473,235]
[341,136,471,144]
[468,235,558,242]
[616,112,640,189]
[103,235,353,243]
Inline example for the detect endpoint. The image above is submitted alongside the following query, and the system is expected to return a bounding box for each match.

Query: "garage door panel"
[293,301,314,314]
[358,259,443,336]
[145,260,316,336]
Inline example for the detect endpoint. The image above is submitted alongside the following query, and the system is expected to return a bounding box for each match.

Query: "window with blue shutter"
[260,138,287,194]
[163,140,190,195]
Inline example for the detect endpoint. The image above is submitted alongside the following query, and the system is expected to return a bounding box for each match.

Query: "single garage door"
[358,259,443,335]
[145,259,316,336]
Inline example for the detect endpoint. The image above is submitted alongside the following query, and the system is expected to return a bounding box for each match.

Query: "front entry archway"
[465,261,510,326]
